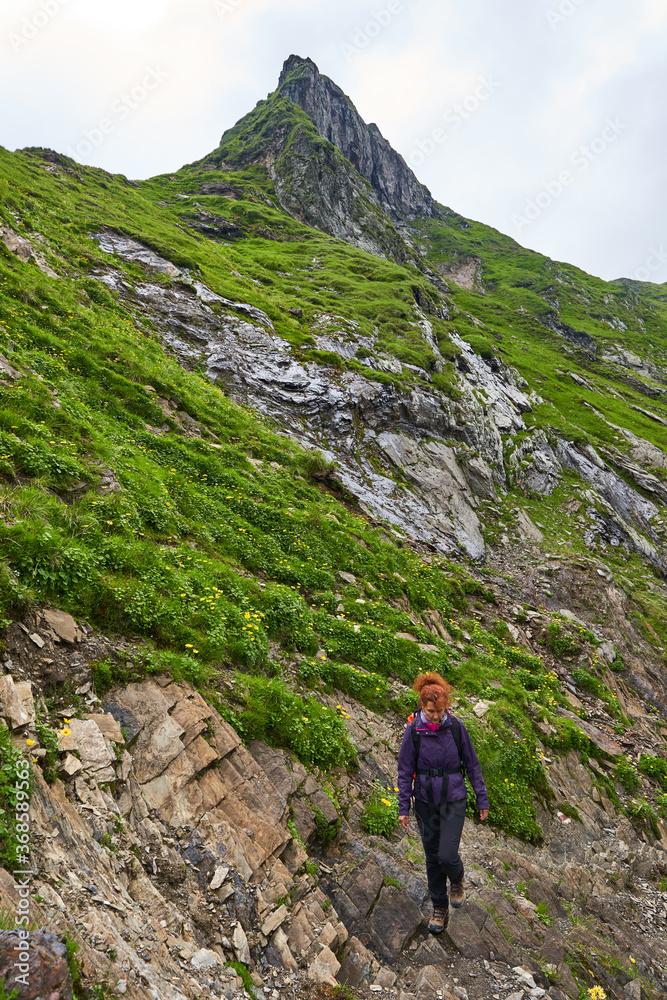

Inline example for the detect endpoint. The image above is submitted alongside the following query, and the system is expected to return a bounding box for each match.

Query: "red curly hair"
[413,672,452,713]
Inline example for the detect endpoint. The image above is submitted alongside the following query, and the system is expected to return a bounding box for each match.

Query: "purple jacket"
[397,710,489,815]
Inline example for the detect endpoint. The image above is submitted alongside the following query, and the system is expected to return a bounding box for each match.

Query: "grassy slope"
[0,142,666,847]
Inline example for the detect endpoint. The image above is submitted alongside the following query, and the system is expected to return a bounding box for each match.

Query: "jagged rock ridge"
[277,55,434,221]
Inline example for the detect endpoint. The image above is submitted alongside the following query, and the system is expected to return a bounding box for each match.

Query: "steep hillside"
[0,54,666,1000]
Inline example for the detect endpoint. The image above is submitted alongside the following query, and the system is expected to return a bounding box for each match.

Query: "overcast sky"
[1,0,666,284]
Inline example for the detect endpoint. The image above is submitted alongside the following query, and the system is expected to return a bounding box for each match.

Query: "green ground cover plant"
[221,674,357,769]
[360,783,399,837]
[298,657,390,711]
[615,757,641,793]
[637,755,667,791]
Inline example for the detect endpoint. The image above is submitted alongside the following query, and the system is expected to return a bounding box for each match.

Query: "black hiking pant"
[415,797,466,907]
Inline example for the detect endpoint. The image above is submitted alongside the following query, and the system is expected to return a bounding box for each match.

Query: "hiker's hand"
[399,815,410,830]
[479,809,489,822]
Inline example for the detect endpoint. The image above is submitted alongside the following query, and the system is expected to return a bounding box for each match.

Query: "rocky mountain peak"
[276,54,434,221]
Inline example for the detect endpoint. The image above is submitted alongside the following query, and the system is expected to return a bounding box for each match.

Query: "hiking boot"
[428,904,449,933]
[449,879,466,908]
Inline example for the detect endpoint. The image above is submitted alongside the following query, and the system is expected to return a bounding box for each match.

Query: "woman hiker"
[397,672,489,933]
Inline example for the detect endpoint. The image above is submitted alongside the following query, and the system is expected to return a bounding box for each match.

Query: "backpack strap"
[411,714,463,815]
[410,717,420,758]
[450,716,467,781]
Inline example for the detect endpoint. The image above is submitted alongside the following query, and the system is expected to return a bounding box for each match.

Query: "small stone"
[232,923,251,964]
[307,945,341,986]
[261,904,288,936]
[0,676,36,729]
[0,354,21,379]
[42,609,80,643]
[599,640,616,663]
[338,571,357,585]
[82,712,124,743]
[29,633,45,648]
[513,967,537,989]
[209,865,230,890]
[191,948,221,970]
[60,754,83,777]
[374,968,397,988]
[473,700,491,718]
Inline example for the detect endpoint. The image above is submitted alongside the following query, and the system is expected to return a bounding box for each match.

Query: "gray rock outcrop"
[277,55,435,221]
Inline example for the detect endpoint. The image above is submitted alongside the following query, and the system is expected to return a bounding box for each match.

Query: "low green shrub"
[637,754,667,791]
[360,783,399,837]
[312,806,340,847]
[626,798,659,839]
[548,621,580,657]
[572,668,624,721]
[33,721,60,784]
[463,716,549,842]
[389,690,418,719]
[615,756,640,793]
[298,657,389,711]
[226,962,258,1000]
[541,716,596,759]
[226,674,357,770]
[66,936,84,1000]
